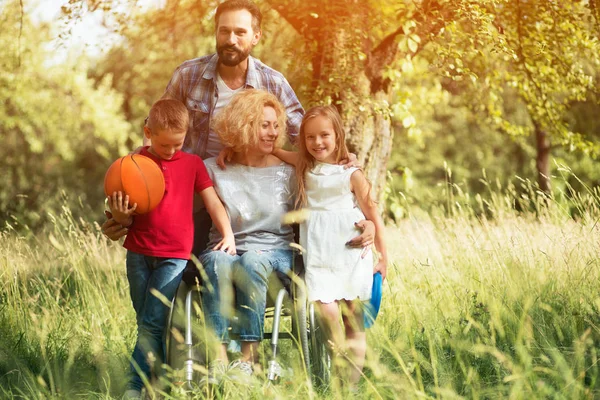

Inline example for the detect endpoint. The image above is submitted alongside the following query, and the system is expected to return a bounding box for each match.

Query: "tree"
[265,0,458,200]
[88,0,217,139]
[430,0,600,193]
[0,0,132,229]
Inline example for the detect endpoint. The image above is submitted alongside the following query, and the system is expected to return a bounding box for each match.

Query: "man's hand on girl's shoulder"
[339,152,360,169]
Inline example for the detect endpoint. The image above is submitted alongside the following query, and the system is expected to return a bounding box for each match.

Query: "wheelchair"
[165,248,332,390]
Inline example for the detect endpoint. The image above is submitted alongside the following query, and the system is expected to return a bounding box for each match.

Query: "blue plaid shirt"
[164,53,304,159]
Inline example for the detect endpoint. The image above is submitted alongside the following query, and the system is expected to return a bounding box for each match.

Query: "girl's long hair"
[295,105,349,208]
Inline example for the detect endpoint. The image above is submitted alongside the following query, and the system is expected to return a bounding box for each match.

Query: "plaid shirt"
[164,53,304,159]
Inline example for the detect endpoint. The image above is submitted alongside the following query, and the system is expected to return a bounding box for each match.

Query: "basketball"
[104,154,165,214]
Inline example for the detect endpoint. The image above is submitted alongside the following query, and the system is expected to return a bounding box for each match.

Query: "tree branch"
[265,0,305,34]
[366,2,455,93]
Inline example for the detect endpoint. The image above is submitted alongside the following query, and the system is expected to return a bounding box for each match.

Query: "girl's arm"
[350,170,388,281]
[199,187,236,255]
[272,148,300,167]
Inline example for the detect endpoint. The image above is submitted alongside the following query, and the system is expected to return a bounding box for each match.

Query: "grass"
[1,179,599,399]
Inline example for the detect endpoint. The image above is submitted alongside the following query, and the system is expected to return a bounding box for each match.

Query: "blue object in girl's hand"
[364,272,383,328]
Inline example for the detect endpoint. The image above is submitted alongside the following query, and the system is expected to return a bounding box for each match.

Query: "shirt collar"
[245,56,258,88]
[203,53,258,89]
[201,54,220,81]
[141,146,182,162]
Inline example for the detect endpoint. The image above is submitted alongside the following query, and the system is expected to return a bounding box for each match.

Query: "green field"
[1,192,599,399]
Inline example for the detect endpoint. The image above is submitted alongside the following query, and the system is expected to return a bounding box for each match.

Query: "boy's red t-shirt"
[123,147,213,259]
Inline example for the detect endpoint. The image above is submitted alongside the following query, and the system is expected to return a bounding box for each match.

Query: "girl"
[274,105,388,389]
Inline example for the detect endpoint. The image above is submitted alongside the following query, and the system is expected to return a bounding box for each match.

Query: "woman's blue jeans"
[199,249,293,342]
[126,251,187,391]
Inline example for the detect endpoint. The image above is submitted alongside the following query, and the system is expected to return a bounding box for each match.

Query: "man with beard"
[153,0,304,159]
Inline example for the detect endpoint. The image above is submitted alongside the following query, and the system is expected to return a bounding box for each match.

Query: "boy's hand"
[107,191,137,227]
[216,147,235,170]
[213,234,236,255]
[374,260,387,282]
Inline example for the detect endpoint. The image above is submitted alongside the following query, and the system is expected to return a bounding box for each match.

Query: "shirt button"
[162,167,167,170]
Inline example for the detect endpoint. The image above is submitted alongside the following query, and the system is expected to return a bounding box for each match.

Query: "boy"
[108,98,235,399]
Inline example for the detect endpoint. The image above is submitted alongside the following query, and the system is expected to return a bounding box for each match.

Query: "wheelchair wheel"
[308,302,331,389]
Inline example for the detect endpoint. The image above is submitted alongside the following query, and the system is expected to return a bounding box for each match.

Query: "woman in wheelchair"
[198,90,297,381]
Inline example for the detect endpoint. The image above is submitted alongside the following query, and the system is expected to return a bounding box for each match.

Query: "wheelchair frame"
[165,257,332,389]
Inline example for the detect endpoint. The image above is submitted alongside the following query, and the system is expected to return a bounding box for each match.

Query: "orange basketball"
[104,154,165,214]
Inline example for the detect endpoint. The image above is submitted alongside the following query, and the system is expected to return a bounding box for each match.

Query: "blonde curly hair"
[211,89,287,152]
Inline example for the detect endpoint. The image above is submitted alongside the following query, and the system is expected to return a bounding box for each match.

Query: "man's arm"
[101,211,128,241]
[276,76,304,144]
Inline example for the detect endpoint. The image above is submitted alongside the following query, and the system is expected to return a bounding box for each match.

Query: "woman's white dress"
[300,163,373,303]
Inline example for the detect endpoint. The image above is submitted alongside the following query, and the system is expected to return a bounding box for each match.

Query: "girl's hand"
[374,260,387,282]
[108,191,137,227]
[213,234,236,255]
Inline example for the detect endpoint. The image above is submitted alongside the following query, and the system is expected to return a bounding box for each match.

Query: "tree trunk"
[534,122,551,193]
[271,1,453,203]
[342,86,393,203]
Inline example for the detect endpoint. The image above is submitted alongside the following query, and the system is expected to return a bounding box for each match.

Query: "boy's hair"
[215,0,262,32]
[212,89,286,152]
[296,105,351,208]
[147,98,189,133]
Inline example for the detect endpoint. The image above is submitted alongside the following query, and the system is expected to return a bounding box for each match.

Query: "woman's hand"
[101,211,128,241]
[213,234,237,255]
[346,220,375,248]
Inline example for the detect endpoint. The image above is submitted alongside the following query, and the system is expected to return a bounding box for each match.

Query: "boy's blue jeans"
[199,249,293,342]
[126,251,187,392]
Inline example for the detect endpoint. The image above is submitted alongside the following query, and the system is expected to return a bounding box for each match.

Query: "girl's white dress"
[300,163,373,303]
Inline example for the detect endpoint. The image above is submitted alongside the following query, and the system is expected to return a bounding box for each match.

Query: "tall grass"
[1,173,599,399]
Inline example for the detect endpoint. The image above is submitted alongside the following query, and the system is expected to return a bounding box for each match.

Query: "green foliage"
[2,187,600,398]
[88,0,217,132]
[5,0,600,226]
[0,0,133,230]
[432,0,600,154]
